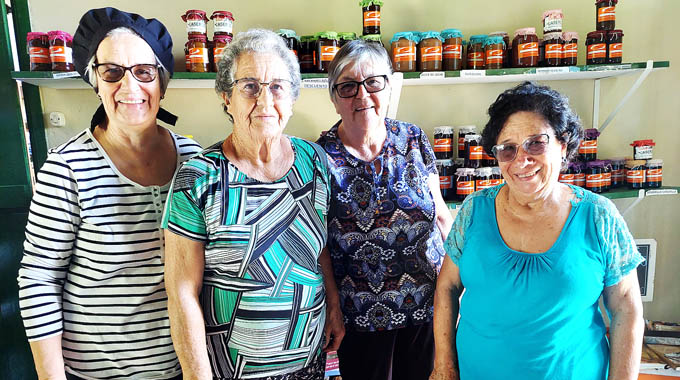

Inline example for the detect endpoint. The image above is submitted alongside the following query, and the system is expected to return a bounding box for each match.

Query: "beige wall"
[28,1,679,320]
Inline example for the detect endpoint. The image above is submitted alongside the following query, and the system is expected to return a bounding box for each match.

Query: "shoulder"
[48,129,95,156]
[177,142,223,176]
[315,121,341,147]
[386,118,423,137]
[571,185,620,218]
[169,131,202,157]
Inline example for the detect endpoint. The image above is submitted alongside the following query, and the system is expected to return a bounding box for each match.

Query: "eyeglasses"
[333,75,388,98]
[93,63,159,83]
[233,78,293,100]
[491,134,550,162]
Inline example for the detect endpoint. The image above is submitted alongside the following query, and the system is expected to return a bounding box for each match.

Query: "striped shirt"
[17,128,201,380]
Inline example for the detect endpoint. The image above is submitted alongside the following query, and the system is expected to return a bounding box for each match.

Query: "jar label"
[469,146,483,160]
[482,151,494,160]
[612,169,624,181]
[185,55,191,70]
[443,44,462,59]
[603,172,612,185]
[439,175,453,189]
[559,173,575,184]
[421,46,442,62]
[485,49,503,65]
[518,42,539,58]
[300,54,314,66]
[394,46,416,62]
[598,6,616,22]
[49,46,72,63]
[214,19,233,34]
[320,46,340,62]
[578,139,598,154]
[214,47,225,65]
[189,47,209,63]
[467,52,484,64]
[545,43,563,59]
[476,179,493,190]
[634,146,653,160]
[457,180,474,195]
[363,11,381,27]
[544,16,563,33]
[186,20,207,34]
[29,47,50,64]
[587,44,607,59]
[563,43,578,58]
[647,168,662,182]
[627,169,646,183]
[586,173,603,188]
[489,179,504,186]
[609,43,622,58]
[434,138,453,152]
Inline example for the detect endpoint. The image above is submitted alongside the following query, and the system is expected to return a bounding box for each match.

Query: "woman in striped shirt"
[17,8,201,380]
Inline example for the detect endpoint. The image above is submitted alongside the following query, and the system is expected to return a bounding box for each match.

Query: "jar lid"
[436,159,454,166]
[475,167,492,175]
[491,166,502,175]
[47,30,73,42]
[338,32,358,40]
[631,139,656,147]
[359,0,384,7]
[607,29,624,38]
[315,31,339,40]
[455,158,465,165]
[182,9,208,22]
[514,27,536,38]
[587,30,607,39]
[434,126,454,134]
[569,161,584,171]
[277,29,297,38]
[584,128,601,139]
[210,11,234,20]
[456,168,476,176]
[458,125,477,133]
[361,34,382,42]
[489,31,509,38]
[625,159,647,168]
[390,32,418,44]
[469,34,488,42]
[26,32,48,41]
[543,32,563,41]
[596,0,618,4]
[188,35,208,42]
[586,160,606,168]
[420,31,443,42]
[464,134,482,142]
[562,31,579,41]
[542,9,564,20]
[440,29,463,39]
[300,35,315,43]
[214,34,233,43]
[646,159,663,165]
[483,35,505,47]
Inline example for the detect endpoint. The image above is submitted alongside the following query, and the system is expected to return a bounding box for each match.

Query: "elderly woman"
[16,7,201,380]
[431,82,644,380]
[316,40,453,380]
[162,29,344,380]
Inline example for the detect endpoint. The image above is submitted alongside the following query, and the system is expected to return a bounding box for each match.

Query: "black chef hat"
[73,7,177,128]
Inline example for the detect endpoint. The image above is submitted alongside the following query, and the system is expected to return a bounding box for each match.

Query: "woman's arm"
[603,271,644,380]
[428,173,454,241]
[28,336,66,380]
[164,230,212,380]
[430,257,464,380]
[319,247,345,352]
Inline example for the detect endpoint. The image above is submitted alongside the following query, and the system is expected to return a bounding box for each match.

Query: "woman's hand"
[431,258,464,380]
[429,366,459,380]
[428,173,453,242]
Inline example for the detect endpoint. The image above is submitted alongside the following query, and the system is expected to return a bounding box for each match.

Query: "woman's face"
[496,111,567,197]
[331,59,391,132]
[95,33,161,129]
[223,52,293,140]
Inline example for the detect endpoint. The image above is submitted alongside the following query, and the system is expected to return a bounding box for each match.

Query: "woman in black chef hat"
[17,7,201,380]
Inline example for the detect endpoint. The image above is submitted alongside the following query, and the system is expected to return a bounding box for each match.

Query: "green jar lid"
[300,35,314,43]
[469,34,488,42]
[483,35,505,47]
[277,29,297,38]
[419,30,443,42]
[390,32,418,44]
[338,32,357,40]
[440,28,463,39]
[359,0,384,7]
[315,31,339,40]
[361,34,382,42]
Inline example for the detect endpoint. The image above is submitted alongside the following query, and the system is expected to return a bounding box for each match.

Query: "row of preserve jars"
[26,31,74,71]
[299,32,382,73]
[558,158,664,193]
[185,34,233,72]
[437,159,505,202]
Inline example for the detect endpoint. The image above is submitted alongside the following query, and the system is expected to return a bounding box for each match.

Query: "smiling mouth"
[355,106,374,112]
[118,100,145,104]
[516,168,540,178]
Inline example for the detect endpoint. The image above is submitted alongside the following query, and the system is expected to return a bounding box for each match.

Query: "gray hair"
[327,39,393,100]
[85,27,170,95]
[215,28,301,104]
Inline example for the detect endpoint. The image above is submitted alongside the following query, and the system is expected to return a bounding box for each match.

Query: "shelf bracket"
[592,79,601,129]
[387,72,403,119]
[599,60,654,133]
[621,189,645,217]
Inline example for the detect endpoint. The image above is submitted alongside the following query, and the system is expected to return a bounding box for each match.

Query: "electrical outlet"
[49,112,66,127]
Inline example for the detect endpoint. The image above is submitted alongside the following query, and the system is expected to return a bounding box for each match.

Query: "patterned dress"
[316,118,446,332]
[162,137,330,379]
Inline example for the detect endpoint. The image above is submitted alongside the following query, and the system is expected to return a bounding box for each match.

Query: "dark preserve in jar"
[436,159,455,201]
[27,32,50,71]
[596,0,617,31]
[543,32,563,67]
[512,28,539,68]
[299,36,316,73]
[390,32,417,72]
[484,36,505,70]
[602,160,612,191]
[626,159,647,190]
[585,161,605,193]
[418,31,443,71]
[610,158,625,188]
[562,32,579,66]
[606,29,623,64]
[316,31,339,73]
[466,35,486,70]
[456,168,475,202]
[213,35,232,72]
[579,128,600,161]
[434,126,454,159]
[464,134,483,169]
[572,161,586,187]
[458,126,476,159]
[475,167,493,191]
[586,31,607,64]
[489,31,510,68]
[278,29,299,58]
[361,0,383,36]
[646,159,663,188]
[441,29,463,71]
[559,164,575,185]
[48,30,74,71]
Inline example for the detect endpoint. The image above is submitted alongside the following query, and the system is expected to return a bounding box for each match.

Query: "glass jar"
[418,31,443,72]
[596,0,617,31]
[559,165,575,185]
[562,32,579,66]
[646,159,663,188]
[339,32,358,48]
[434,126,455,159]
[475,167,494,191]
[512,28,539,68]
[278,29,300,58]
[606,29,623,64]
[316,31,339,73]
[187,35,210,73]
[441,29,463,71]
[213,35,232,71]
[484,35,505,70]
[390,32,417,72]
[361,0,382,36]
[456,168,476,202]
[436,159,455,201]
[47,31,74,72]
[602,160,612,191]
[299,35,317,73]
[579,128,600,161]
[490,166,504,185]
[543,32,563,67]
[466,35,486,70]
[489,31,511,68]
[572,161,586,187]
[360,34,384,48]
[610,158,626,188]
[586,31,607,65]
[182,10,208,38]
[464,134,483,169]
[27,32,51,71]
[458,126,476,159]
[631,139,655,160]
[210,11,234,37]
[542,9,564,34]
[585,160,605,193]
[626,159,647,189]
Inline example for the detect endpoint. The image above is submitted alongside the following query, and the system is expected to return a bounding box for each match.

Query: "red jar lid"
[586,31,606,40]
[188,35,208,43]
[595,0,618,4]
[210,11,234,21]
[26,32,48,42]
[47,30,73,42]
[214,34,233,43]
[631,140,655,147]
[182,10,208,22]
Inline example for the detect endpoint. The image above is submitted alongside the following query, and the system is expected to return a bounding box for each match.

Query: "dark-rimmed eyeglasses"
[233,78,293,100]
[491,134,550,162]
[333,75,388,98]
[93,63,159,83]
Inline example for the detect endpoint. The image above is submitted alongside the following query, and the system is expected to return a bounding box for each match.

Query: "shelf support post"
[621,189,645,217]
[592,79,600,129]
[599,60,654,133]
[387,71,403,119]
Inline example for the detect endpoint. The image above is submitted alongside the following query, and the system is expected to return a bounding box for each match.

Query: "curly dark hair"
[482,81,582,162]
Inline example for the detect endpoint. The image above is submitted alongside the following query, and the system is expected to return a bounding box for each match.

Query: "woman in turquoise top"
[430,82,644,380]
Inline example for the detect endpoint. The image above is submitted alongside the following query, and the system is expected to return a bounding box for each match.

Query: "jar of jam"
[489,31,511,68]
[562,32,579,66]
[418,31,443,72]
[543,32,563,67]
[278,29,300,58]
[47,31,74,72]
[464,134,483,169]
[585,160,606,193]
[631,139,655,160]
[458,126,476,159]
[579,128,600,161]
[490,166,504,185]
[299,35,316,73]
[559,165,575,185]
[456,168,476,202]
[596,0,617,31]
[187,35,210,73]
[602,160,612,191]
[482,146,497,167]
[360,0,382,36]
[646,159,663,188]
[542,9,564,34]
[610,158,625,188]
[339,32,358,48]
[626,159,646,189]
[475,167,493,191]
[586,31,607,65]
[213,34,232,71]
[184,41,191,71]
[27,32,51,71]
[466,35,486,70]
[441,29,463,71]
[182,10,208,37]
[484,36,505,70]
[210,11,234,37]
[437,159,455,201]
[360,34,384,48]
[316,31,339,73]
[572,161,586,187]
[434,126,455,159]
[606,29,623,64]
[512,28,539,68]
[390,32,417,72]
